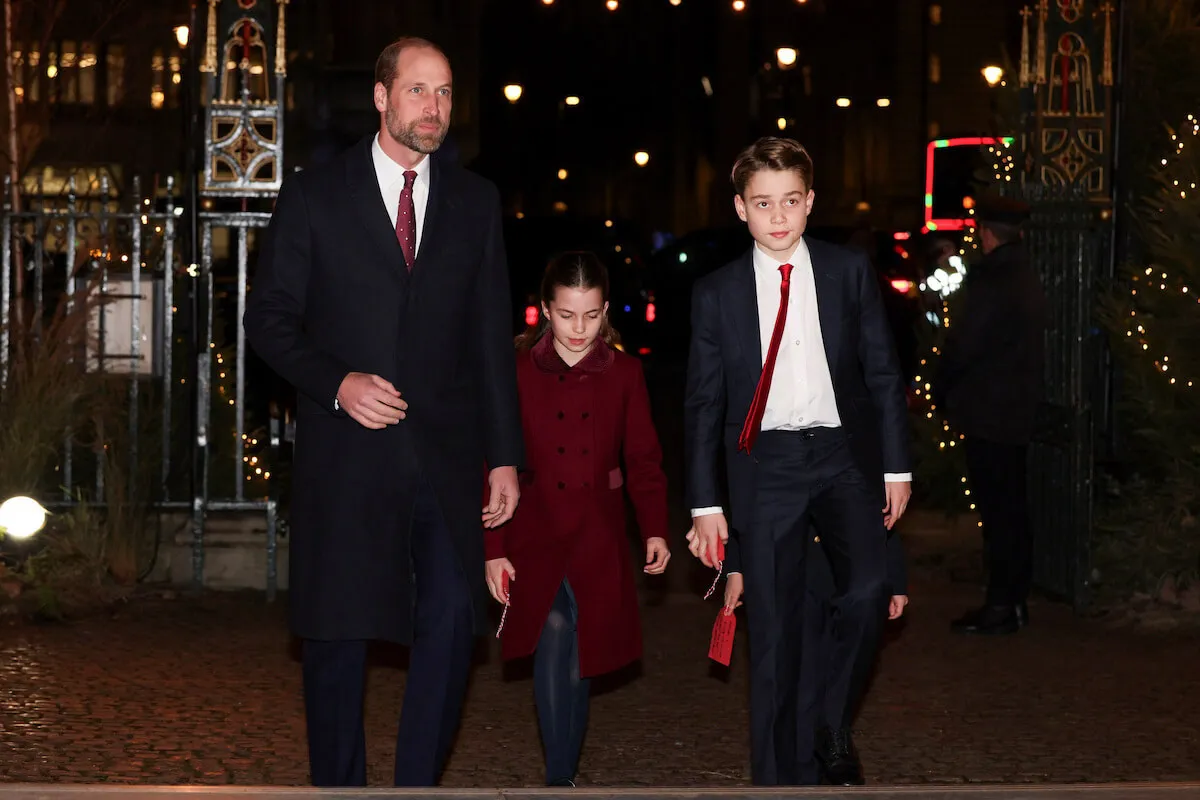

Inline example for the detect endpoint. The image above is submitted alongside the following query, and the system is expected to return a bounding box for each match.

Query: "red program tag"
[708,608,736,666]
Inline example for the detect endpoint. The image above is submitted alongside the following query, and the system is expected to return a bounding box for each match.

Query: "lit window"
[106,44,125,106]
[79,42,97,104]
[150,48,165,109]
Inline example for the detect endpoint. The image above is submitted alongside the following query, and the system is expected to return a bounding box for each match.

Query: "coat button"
[558,481,566,489]
[583,482,589,488]
[559,375,565,382]
[557,446,565,454]
[581,412,589,419]
[557,411,564,420]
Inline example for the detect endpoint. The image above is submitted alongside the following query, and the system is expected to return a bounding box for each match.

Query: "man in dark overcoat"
[243,37,524,787]
[937,194,1046,635]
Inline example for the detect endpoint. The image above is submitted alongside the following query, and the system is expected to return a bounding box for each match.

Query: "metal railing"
[0,173,283,599]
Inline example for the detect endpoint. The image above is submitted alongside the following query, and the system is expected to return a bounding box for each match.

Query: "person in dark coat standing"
[683,137,912,786]
[484,252,671,788]
[937,194,1047,635]
[243,37,524,787]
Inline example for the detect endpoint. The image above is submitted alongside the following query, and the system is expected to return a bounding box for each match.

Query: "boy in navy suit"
[684,137,912,785]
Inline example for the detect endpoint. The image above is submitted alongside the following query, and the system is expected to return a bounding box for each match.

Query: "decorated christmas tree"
[1092,0,1200,600]
[1096,113,1200,596]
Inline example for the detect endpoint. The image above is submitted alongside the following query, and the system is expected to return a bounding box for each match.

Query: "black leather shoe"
[951,604,1021,635]
[547,778,576,787]
[815,727,864,786]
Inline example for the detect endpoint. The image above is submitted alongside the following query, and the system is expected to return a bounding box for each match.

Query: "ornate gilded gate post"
[191,0,288,598]
[1013,0,1120,609]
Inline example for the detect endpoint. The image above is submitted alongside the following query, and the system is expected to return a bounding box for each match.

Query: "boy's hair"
[731,137,814,197]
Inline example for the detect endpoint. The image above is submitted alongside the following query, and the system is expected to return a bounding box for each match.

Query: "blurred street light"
[836,97,851,108]
[503,84,523,103]
[876,97,891,107]
[982,65,1004,86]
[0,497,47,540]
[733,0,746,10]
[606,0,618,10]
[174,25,190,48]
[776,47,797,68]
[776,117,787,130]
[634,151,650,167]
[565,95,580,106]
[558,168,568,180]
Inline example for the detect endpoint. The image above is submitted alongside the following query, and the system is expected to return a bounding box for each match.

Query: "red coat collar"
[531,332,615,375]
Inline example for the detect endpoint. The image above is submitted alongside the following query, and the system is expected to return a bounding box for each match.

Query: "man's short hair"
[731,137,814,196]
[375,37,447,91]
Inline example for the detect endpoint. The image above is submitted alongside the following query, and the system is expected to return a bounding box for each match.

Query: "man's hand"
[882,481,912,530]
[644,537,671,574]
[483,466,520,528]
[337,372,407,430]
[685,513,728,568]
[485,557,515,604]
[889,594,909,620]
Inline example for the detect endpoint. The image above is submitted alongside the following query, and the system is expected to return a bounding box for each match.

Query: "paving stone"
[1,568,1198,788]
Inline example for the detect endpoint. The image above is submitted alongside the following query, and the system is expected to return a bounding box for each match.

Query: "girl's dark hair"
[515,250,622,352]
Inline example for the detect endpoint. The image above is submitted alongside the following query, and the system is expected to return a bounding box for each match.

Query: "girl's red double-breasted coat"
[484,334,669,678]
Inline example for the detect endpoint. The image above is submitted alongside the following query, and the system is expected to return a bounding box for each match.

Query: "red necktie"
[396,169,417,270]
[738,263,793,454]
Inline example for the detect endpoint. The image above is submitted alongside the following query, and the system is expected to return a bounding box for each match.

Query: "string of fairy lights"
[915,141,1018,518]
[1123,114,1200,389]
[920,118,1198,516]
[211,346,272,487]
[180,335,271,492]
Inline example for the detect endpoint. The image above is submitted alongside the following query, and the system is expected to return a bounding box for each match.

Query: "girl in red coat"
[484,251,671,787]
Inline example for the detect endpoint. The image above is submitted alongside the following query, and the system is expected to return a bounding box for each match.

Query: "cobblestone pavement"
[1,521,1199,789]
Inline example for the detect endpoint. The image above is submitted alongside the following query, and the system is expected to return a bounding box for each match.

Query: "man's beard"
[386,108,447,154]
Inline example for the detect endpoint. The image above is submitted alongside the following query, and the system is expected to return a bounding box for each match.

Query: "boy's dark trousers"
[738,429,889,786]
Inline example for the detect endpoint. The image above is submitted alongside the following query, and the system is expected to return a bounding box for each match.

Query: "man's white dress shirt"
[371,133,431,256]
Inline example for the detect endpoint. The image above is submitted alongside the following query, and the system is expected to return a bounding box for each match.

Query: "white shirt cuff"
[691,507,724,517]
[883,473,912,482]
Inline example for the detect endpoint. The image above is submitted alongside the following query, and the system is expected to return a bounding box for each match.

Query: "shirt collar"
[752,237,810,276]
[372,133,431,189]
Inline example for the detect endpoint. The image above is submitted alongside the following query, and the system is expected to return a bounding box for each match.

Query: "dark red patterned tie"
[738,263,793,454]
[396,170,417,270]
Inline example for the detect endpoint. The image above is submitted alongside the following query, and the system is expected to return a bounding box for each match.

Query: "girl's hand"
[485,557,515,604]
[723,572,744,615]
[889,594,909,620]
[644,537,671,574]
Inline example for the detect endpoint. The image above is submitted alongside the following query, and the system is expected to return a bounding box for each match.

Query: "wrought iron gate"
[1022,186,1109,610]
[0,173,285,599]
